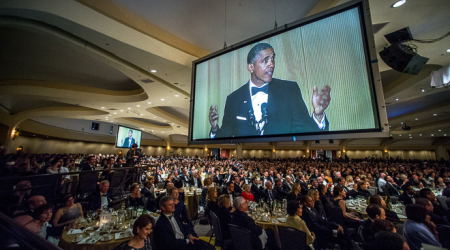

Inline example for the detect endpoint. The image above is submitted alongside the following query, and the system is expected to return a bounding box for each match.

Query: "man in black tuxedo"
[262,181,279,202]
[260,171,273,185]
[384,176,400,196]
[223,168,234,186]
[296,175,309,196]
[213,172,222,186]
[208,43,331,138]
[141,180,156,211]
[362,205,386,248]
[399,185,416,205]
[121,129,135,148]
[154,196,213,250]
[88,180,112,212]
[251,177,263,202]
[126,143,139,167]
[283,176,294,193]
[232,176,243,194]
[189,171,203,188]
[80,155,96,171]
[223,182,239,207]
[274,178,288,200]
[112,157,127,168]
[301,196,347,250]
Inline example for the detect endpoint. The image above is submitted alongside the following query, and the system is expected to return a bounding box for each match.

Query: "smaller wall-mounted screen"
[116,125,142,148]
[91,122,99,131]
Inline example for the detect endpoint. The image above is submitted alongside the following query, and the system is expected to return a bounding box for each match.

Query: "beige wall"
[346,150,435,160]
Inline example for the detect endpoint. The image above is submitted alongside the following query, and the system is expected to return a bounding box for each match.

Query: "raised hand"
[312,85,331,115]
[209,105,219,132]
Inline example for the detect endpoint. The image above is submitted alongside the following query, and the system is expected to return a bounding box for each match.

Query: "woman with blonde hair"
[241,184,255,202]
[287,183,302,202]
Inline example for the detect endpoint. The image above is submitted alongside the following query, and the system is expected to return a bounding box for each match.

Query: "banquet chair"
[436,195,448,211]
[278,226,307,250]
[357,225,366,247]
[390,196,399,204]
[228,224,253,250]
[367,188,376,196]
[210,212,233,249]
[437,225,450,249]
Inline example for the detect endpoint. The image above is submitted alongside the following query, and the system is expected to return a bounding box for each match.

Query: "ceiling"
[0,0,449,149]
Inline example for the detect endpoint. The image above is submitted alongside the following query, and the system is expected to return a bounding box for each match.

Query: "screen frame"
[115,125,143,149]
[189,0,388,145]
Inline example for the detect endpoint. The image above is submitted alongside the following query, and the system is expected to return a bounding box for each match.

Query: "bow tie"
[251,85,268,95]
[101,194,107,197]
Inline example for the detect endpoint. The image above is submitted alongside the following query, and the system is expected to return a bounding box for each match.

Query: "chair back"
[367,188,376,195]
[229,224,253,250]
[437,225,450,249]
[351,240,363,250]
[358,225,366,246]
[278,226,307,250]
[210,212,224,245]
[390,196,399,204]
[436,195,448,211]
[327,205,345,228]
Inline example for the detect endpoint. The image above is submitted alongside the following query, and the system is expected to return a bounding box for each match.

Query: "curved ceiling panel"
[0,27,141,91]
[132,117,169,127]
[1,95,78,115]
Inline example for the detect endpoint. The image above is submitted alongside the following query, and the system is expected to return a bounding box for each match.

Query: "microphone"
[248,109,256,126]
[261,103,269,124]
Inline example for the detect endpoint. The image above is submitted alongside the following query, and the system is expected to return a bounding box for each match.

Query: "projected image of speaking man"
[209,43,331,138]
[121,130,135,148]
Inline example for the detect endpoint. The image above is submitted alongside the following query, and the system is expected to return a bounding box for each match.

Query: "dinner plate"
[72,237,84,243]
[397,214,407,219]
[101,236,113,242]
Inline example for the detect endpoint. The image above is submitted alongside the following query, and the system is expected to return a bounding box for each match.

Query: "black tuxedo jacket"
[188,177,202,188]
[274,185,288,199]
[251,184,263,202]
[260,176,273,185]
[122,137,135,148]
[153,213,194,250]
[214,78,328,138]
[231,210,263,250]
[398,193,414,205]
[263,189,279,201]
[283,182,293,193]
[80,162,95,171]
[87,192,112,211]
[296,181,309,195]
[301,206,338,238]
[384,183,400,196]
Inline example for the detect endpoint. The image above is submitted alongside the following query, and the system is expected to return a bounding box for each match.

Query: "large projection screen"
[189,0,388,144]
[116,125,142,148]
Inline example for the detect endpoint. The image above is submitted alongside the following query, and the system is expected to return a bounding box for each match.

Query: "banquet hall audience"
[361,204,386,247]
[332,185,362,228]
[403,204,441,250]
[369,195,400,221]
[285,200,315,248]
[216,194,234,241]
[399,185,416,205]
[121,214,155,250]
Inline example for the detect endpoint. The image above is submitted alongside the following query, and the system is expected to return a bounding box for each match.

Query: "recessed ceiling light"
[390,134,392,136]
[431,134,434,136]
[445,134,447,136]
[162,132,164,133]
[120,110,123,112]
[401,122,403,124]
[182,133,184,135]
[153,117,156,118]
[396,99,399,101]
[419,134,422,136]
[101,107,105,109]
[114,112,117,114]
[447,49,450,53]
[399,134,402,136]
[141,128,144,130]
[392,0,406,8]
[140,114,143,116]
[109,115,111,116]
[111,121,113,122]
[439,130,441,131]
[422,89,425,92]
[433,114,437,116]
[410,137,412,139]
[128,108,131,109]
[105,117,108,118]
[409,134,411,136]
[151,70,157,73]
[148,102,151,104]
[137,105,140,107]
[161,99,165,101]
[415,118,418,120]
[151,130,154,132]
[175,94,179,97]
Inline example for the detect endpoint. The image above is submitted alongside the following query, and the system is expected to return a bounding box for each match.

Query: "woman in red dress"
[241,184,255,202]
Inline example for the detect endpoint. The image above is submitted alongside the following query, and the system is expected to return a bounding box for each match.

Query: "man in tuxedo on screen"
[121,129,135,148]
[209,43,331,138]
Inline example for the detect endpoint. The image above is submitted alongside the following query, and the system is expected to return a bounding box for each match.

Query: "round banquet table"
[185,191,201,221]
[346,204,407,222]
[254,215,286,248]
[59,230,129,250]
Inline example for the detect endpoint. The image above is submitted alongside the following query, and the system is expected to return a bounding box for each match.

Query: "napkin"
[277,217,286,223]
[67,229,83,235]
[114,228,133,240]
[78,237,100,244]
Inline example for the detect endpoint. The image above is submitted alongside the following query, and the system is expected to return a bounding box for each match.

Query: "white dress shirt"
[164,213,186,241]
[100,192,108,207]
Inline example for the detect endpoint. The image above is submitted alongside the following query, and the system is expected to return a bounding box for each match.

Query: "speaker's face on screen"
[248,47,276,85]
[128,130,133,138]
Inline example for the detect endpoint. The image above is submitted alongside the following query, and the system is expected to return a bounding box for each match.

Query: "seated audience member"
[80,155,96,171]
[419,188,448,218]
[231,196,276,250]
[399,185,416,205]
[127,183,145,208]
[373,232,410,250]
[301,195,348,250]
[32,203,54,239]
[189,171,203,188]
[223,181,238,207]
[287,182,302,202]
[384,175,401,196]
[362,204,386,247]
[372,219,396,233]
[113,157,127,168]
[232,176,243,194]
[369,195,400,221]
[274,178,289,200]
[13,195,47,217]
[216,194,235,241]
[308,189,325,220]
[205,187,218,216]
[200,178,212,206]
[251,177,263,202]
[241,183,255,202]
[415,197,449,225]
[285,200,315,248]
[168,187,189,224]
[120,214,155,250]
[263,181,279,202]
[13,214,41,234]
[154,196,213,250]
[141,180,156,212]
[88,180,112,212]
[403,204,441,250]
[332,185,362,228]
[53,194,83,228]
[1,180,32,216]
[356,180,371,198]
[318,183,333,208]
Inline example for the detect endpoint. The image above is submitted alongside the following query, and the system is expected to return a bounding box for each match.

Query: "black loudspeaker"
[315,140,320,144]
[379,43,429,75]
[91,122,99,130]
[329,140,334,144]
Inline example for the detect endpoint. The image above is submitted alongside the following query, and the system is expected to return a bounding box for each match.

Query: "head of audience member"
[311,179,318,188]
[100,180,110,194]
[405,204,428,224]
[366,204,386,220]
[13,215,41,234]
[358,181,368,191]
[168,187,179,200]
[14,180,32,197]
[159,196,175,215]
[380,173,386,179]
[337,177,346,186]
[301,195,314,208]
[287,200,303,217]
[86,155,96,166]
[317,176,323,184]
[415,198,434,213]
[226,181,235,192]
[204,178,212,188]
[335,172,341,178]
[264,172,269,178]
[165,183,174,190]
[286,176,292,184]
[418,188,435,203]
[62,194,75,208]
[290,182,301,194]
[109,157,115,165]
[117,158,124,166]
[373,231,409,250]
[318,184,327,196]
[369,195,387,208]
[27,195,47,212]
[401,184,415,196]
[32,203,54,225]
[252,177,259,185]
[333,185,346,198]
[218,194,231,208]
[234,196,248,212]
[275,178,283,187]
[372,219,396,233]
[242,183,251,193]
[206,187,217,202]
[265,181,273,190]
[132,214,155,240]
[130,183,140,195]
[308,189,319,203]
[233,176,240,184]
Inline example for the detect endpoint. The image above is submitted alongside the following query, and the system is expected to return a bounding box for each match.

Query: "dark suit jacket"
[398,193,415,205]
[126,149,138,166]
[122,137,135,148]
[283,182,293,193]
[274,185,288,200]
[301,206,339,240]
[80,162,95,171]
[262,189,279,201]
[231,210,263,250]
[287,192,302,202]
[188,176,203,188]
[141,187,156,211]
[296,180,309,195]
[87,192,112,211]
[233,182,243,194]
[361,219,375,247]
[214,78,328,138]
[153,213,194,250]
[251,184,263,202]
[385,183,400,196]
[216,206,232,240]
